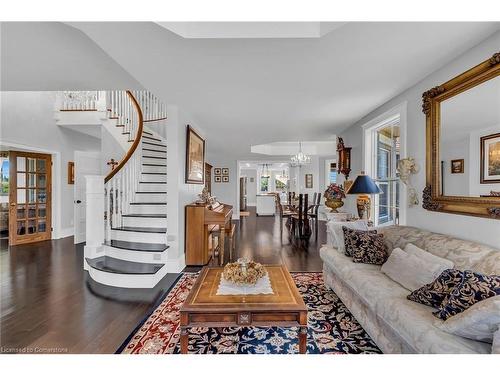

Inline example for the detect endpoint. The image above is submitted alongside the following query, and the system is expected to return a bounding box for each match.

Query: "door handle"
[75,200,82,204]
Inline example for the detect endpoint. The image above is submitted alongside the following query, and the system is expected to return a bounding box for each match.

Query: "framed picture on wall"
[214,167,222,176]
[481,133,500,183]
[305,173,313,189]
[68,161,75,184]
[451,159,464,174]
[222,176,229,183]
[214,176,222,183]
[185,125,205,184]
[222,168,229,176]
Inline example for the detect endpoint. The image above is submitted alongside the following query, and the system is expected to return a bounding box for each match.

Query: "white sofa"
[320,225,500,354]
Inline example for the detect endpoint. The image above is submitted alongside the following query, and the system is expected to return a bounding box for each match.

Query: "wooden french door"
[8,151,52,245]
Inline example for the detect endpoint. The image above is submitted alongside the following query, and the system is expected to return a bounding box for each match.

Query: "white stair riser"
[142,149,167,158]
[141,142,166,152]
[141,173,167,182]
[142,157,167,166]
[111,229,166,243]
[142,165,167,174]
[135,193,167,203]
[137,183,167,192]
[87,263,168,288]
[122,216,167,228]
[103,245,167,263]
[128,204,166,215]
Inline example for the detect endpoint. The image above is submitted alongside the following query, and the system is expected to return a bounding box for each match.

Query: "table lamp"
[346,171,382,221]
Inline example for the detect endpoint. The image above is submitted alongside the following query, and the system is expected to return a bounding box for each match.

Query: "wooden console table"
[179,265,308,354]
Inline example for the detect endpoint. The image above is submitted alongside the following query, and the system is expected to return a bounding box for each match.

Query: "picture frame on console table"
[185,125,206,184]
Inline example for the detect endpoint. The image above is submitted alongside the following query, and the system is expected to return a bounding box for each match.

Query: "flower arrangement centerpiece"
[324,183,346,212]
[223,258,266,286]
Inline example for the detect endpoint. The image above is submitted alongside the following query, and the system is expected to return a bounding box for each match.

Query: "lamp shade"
[346,172,382,194]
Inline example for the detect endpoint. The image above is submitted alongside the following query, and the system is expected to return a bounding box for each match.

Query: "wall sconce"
[337,137,352,181]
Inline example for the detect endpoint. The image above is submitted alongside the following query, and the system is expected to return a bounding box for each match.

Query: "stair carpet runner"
[86,130,169,277]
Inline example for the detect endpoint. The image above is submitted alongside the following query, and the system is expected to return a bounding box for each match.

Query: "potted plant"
[324,183,346,212]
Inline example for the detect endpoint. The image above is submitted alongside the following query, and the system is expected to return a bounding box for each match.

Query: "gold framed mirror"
[423,52,500,219]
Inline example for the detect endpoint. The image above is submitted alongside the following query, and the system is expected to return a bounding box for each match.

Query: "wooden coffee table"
[179,265,308,354]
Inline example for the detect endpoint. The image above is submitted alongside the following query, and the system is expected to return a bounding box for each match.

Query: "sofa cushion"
[343,227,387,264]
[493,328,500,354]
[404,243,454,270]
[434,271,500,321]
[407,269,464,308]
[376,226,499,271]
[381,248,451,291]
[327,220,369,253]
[434,296,500,343]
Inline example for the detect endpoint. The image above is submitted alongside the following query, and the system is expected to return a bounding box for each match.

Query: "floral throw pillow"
[433,270,500,321]
[342,226,388,265]
[407,269,464,308]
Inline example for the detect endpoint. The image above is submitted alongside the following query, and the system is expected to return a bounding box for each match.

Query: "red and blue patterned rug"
[118,272,381,354]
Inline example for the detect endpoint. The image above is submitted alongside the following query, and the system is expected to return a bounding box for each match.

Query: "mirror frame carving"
[423,52,500,220]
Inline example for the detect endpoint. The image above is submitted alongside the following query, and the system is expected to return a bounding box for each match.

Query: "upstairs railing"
[59,91,101,111]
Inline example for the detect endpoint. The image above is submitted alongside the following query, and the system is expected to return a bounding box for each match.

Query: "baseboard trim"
[57,226,74,239]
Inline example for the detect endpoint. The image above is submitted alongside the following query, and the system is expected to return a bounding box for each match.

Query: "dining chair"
[290,194,311,240]
[275,193,294,235]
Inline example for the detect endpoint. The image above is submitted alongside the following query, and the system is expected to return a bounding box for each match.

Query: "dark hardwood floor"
[1,207,325,353]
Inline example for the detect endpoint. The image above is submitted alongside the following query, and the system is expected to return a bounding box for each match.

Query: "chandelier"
[290,142,311,166]
[261,163,271,178]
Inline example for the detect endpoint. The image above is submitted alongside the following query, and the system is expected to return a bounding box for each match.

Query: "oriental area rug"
[118,272,381,354]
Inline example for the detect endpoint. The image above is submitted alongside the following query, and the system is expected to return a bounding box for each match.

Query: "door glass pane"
[17,220,26,235]
[27,220,36,234]
[38,204,46,218]
[36,159,46,173]
[17,189,26,203]
[27,189,36,203]
[38,219,46,233]
[17,157,26,172]
[28,204,36,218]
[37,189,47,203]
[27,158,36,172]
[28,173,36,187]
[37,174,46,188]
[17,205,26,219]
[17,173,26,188]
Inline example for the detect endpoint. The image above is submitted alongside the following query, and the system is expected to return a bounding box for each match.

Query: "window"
[363,103,406,226]
[260,176,269,192]
[324,160,337,188]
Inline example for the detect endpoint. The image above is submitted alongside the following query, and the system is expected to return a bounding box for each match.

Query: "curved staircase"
[80,90,172,288]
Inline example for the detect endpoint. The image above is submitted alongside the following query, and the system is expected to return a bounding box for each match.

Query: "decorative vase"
[325,198,344,212]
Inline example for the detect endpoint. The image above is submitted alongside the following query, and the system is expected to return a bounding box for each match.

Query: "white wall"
[0,91,101,238]
[100,127,126,175]
[165,105,206,271]
[210,158,238,220]
[338,31,500,248]
[240,168,257,206]
[442,137,470,196]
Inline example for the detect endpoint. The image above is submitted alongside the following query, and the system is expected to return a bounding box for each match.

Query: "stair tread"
[122,214,167,218]
[139,181,167,184]
[105,240,168,252]
[142,172,166,175]
[142,156,167,160]
[136,191,166,194]
[112,226,167,233]
[142,136,162,142]
[86,256,164,275]
[142,141,166,147]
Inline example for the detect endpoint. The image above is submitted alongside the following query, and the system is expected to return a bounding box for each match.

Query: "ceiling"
[3,22,500,161]
[157,22,346,39]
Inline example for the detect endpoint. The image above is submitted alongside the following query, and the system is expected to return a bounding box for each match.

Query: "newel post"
[83,175,105,269]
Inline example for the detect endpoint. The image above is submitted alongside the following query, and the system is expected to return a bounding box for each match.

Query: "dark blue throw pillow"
[407,269,464,308]
[433,270,500,321]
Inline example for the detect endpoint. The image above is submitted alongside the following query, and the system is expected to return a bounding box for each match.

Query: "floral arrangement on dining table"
[324,183,346,212]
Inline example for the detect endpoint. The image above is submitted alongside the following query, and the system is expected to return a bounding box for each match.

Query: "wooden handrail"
[104,90,144,183]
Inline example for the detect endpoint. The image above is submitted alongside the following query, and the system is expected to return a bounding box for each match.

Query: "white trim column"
[83,175,105,269]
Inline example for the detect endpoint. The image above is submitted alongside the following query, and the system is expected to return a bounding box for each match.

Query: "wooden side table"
[180,265,308,354]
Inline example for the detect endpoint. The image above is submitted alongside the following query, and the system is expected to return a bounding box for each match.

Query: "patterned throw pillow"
[342,226,388,265]
[433,270,500,321]
[407,269,464,308]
